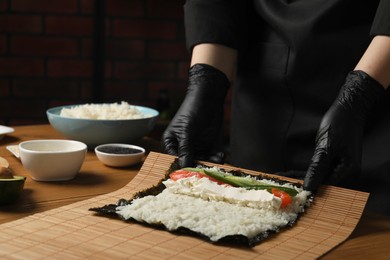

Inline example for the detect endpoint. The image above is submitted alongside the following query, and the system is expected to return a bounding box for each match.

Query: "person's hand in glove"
[162,63,230,168]
[304,70,386,191]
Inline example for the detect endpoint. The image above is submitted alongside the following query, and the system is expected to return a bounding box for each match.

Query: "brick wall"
[0,0,190,126]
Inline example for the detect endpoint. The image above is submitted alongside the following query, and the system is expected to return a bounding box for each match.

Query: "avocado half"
[0,176,26,205]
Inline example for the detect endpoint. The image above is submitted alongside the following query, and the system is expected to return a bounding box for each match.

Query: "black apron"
[184,0,390,214]
[231,0,379,172]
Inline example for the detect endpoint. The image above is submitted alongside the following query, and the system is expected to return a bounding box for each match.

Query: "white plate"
[0,125,14,140]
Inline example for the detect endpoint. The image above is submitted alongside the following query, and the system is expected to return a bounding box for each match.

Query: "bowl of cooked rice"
[47,101,159,148]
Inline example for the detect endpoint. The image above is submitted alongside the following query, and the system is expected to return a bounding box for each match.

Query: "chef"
[162,0,390,215]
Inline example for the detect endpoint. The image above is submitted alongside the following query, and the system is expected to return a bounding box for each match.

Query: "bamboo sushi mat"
[0,152,368,259]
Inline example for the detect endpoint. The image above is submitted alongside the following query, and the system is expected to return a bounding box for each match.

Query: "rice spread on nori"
[90,160,313,247]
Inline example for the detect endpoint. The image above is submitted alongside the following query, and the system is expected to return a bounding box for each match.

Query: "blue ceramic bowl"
[47,104,159,148]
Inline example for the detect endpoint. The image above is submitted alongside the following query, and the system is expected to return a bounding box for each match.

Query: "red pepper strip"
[271,188,292,208]
[170,170,227,185]
[170,170,203,180]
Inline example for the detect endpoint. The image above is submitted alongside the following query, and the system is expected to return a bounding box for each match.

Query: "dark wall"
[0,0,190,126]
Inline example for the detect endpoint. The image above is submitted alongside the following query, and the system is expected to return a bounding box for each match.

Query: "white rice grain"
[116,182,311,241]
[60,101,147,120]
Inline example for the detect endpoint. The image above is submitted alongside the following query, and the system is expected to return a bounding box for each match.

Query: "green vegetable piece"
[181,167,204,173]
[182,167,298,197]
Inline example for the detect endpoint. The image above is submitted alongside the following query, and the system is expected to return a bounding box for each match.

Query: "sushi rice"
[116,168,312,242]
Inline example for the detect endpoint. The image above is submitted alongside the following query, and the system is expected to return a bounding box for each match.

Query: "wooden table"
[1,124,389,259]
[0,124,162,224]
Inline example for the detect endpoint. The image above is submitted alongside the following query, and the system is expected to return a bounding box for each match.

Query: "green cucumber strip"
[181,167,205,173]
[182,167,298,197]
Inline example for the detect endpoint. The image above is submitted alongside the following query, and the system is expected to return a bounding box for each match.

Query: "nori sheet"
[89,159,310,247]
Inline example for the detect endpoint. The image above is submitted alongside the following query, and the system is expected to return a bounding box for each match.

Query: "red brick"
[48,100,86,109]
[0,0,7,11]
[113,61,178,80]
[105,62,113,78]
[13,79,80,98]
[46,16,94,36]
[0,35,6,54]
[105,39,145,59]
[48,59,93,78]
[104,80,145,100]
[11,0,78,13]
[106,0,144,17]
[0,99,47,118]
[80,80,93,99]
[81,38,93,57]
[146,0,184,19]
[0,79,10,96]
[0,57,44,76]
[113,61,147,79]
[112,19,177,40]
[10,36,78,57]
[0,15,42,33]
[105,19,111,37]
[81,0,94,14]
[147,81,185,100]
[148,62,176,79]
[177,23,186,41]
[178,61,190,80]
[148,42,188,60]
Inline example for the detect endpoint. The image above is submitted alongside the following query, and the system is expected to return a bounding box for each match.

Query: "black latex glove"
[162,63,230,168]
[304,70,385,191]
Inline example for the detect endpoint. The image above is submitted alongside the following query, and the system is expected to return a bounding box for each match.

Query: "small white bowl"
[95,144,145,167]
[19,139,87,181]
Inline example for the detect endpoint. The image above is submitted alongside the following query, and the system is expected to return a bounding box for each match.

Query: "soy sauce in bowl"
[95,144,145,167]
[97,146,143,155]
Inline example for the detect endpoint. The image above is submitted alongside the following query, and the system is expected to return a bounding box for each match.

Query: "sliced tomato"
[169,170,203,181]
[271,188,292,208]
[170,169,227,185]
